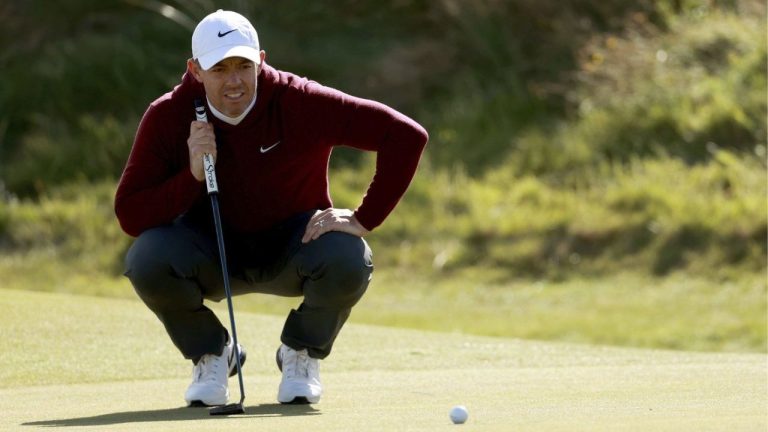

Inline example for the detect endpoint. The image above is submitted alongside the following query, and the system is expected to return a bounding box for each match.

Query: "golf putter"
[194,99,247,416]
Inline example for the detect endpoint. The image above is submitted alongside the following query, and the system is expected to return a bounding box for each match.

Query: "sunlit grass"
[2,249,764,353]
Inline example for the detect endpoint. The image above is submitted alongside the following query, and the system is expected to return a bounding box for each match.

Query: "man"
[114,9,428,407]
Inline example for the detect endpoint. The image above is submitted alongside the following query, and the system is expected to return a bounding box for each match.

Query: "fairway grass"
[1,289,766,431]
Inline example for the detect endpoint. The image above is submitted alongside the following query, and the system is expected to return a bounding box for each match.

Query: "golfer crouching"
[114,9,427,406]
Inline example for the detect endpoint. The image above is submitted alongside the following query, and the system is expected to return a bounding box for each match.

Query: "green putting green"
[1,289,765,431]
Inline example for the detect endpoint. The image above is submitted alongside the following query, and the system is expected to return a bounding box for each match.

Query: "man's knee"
[124,226,205,307]
[126,228,169,283]
[303,232,373,305]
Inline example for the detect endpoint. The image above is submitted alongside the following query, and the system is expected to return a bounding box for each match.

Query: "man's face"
[189,55,263,117]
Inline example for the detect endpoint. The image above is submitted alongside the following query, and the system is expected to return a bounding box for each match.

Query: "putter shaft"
[210,194,246,407]
[194,98,246,415]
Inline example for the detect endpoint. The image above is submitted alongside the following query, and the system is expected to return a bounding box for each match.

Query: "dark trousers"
[124,211,373,360]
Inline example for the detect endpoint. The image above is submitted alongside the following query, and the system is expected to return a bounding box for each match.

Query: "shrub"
[366,150,766,278]
[4,115,135,196]
[0,181,130,275]
[569,6,766,164]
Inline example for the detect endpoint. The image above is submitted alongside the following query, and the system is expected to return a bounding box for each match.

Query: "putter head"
[209,403,245,416]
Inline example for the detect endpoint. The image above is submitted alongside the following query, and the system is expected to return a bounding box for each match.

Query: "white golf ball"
[450,405,468,424]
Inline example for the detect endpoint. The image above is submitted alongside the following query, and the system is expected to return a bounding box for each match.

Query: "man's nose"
[226,71,241,85]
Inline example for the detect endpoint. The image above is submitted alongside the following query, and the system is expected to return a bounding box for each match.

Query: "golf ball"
[450,405,468,424]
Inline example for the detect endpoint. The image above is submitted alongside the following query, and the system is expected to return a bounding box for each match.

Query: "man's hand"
[302,208,370,243]
[188,121,217,181]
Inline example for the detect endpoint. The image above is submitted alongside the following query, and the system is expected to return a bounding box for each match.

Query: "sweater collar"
[206,93,256,125]
[179,62,279,129]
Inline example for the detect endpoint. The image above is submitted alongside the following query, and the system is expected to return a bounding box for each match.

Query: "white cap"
[192,10,261,70]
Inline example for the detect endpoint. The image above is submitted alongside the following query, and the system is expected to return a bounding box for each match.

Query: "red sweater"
[115,63,428,237]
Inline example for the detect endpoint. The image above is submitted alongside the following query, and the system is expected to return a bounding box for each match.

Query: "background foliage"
[0,0,765,352]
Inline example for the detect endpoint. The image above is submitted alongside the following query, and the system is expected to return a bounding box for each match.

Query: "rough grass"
[340,152,767,280]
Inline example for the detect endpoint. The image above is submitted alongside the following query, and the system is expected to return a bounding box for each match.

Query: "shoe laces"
[283,347,317,380]
[194,352,227,383]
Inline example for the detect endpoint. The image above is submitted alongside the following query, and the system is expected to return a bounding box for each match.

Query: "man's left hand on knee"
[302,208,370,243]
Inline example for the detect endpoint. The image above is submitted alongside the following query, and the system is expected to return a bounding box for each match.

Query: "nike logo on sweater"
[260,141,281,153]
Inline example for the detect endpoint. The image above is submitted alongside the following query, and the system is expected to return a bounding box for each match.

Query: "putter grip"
[194,99,218,194]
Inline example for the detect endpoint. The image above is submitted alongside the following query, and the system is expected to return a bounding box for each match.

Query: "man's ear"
[257,50,267,74]
[187,59,204,83]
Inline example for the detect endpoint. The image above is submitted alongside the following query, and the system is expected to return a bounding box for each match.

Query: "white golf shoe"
[276,344,322,404]
[184,339,246,406]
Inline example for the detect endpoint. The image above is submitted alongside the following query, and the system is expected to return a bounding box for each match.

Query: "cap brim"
[197,45,261,70]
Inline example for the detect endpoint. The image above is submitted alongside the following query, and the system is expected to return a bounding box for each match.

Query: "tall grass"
[0,182,129,279]
[356,151,766,280]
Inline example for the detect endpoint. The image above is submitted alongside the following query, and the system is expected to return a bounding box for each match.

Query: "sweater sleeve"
[299,82,429,231]
[114,102,204,237]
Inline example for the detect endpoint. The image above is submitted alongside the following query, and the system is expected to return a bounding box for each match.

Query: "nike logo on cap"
[260,141,281,153]
[218,29,236,37]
